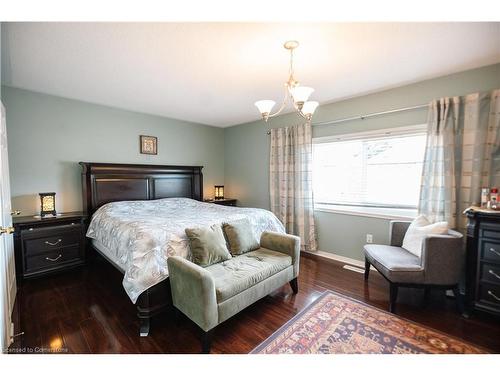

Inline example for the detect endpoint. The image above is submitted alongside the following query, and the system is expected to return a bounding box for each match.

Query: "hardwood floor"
[10,252,500,354]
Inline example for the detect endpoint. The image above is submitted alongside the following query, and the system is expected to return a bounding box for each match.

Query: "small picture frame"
[140,135,157,155]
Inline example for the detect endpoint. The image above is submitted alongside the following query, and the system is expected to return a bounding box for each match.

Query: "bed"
[80,162,285,337]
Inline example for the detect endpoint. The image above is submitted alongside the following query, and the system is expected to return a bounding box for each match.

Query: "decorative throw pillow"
[185,224,232,267]
[402,215,449,258]
[222,218,260,255]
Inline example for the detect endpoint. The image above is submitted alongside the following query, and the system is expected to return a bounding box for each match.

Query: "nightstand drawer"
[481,241,500,263]
[25,245,82,274]
[24,228,81,256]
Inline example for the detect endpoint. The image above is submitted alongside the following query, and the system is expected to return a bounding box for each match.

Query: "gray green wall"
[224,63,500,261]
[2,86,225,215]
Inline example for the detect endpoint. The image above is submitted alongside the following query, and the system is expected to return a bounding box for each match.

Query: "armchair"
[363,221,464,313]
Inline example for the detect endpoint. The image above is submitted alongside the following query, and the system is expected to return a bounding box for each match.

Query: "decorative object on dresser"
[139,135,157,155]
[38,192,57,217]
[204,198,237,206]
[464,208,500,318]
[214,185,224,200]
[13,212,86,281]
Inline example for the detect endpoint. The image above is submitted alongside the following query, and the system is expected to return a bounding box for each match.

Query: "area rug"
[251,290,486,354]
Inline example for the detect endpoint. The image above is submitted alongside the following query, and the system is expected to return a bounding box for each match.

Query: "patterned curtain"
[419,90,500,232]
[270,122,317,251]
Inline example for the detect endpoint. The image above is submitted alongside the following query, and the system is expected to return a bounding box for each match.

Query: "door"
[0,101,16,352]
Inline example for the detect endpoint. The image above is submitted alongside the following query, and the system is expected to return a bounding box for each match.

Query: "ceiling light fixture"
[255,40,319,125]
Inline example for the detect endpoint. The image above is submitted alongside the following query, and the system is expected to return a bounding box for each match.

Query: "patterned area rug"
[251,290,486,354]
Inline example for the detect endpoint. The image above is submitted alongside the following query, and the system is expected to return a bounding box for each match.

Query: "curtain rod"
[311,103,428,127]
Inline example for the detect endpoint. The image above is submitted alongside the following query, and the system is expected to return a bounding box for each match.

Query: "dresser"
[13,212,87,281]
[465,210,500,318]
[204,198,237,207]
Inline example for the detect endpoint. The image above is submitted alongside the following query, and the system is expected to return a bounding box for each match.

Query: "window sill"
[314,204,417,220]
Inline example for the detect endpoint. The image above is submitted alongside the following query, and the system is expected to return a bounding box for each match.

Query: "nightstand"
[13,212,87,281]
[205,198,237,207]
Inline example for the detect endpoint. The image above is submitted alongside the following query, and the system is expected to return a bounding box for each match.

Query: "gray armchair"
[363,221,464,313]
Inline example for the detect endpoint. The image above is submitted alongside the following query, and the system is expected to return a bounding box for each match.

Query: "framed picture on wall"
[140,135,157,155]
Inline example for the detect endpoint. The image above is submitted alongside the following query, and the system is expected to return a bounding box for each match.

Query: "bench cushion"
[206,247,292,302]
[364,244,424,284]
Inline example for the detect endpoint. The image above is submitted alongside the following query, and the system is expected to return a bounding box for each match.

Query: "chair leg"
[289,278,298,294]
[389,283,398,313]
[452,286,464,314]
[201,328,214,354]
[364,258,370,281]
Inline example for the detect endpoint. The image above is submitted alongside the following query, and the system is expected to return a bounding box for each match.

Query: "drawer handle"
[489,269,500,280]
[489,247,500,257]
[45,239,62,246]
[45,254,62,262]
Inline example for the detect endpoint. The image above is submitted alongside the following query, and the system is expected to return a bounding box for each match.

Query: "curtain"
[270,122,317,251]
[418,89,500,232]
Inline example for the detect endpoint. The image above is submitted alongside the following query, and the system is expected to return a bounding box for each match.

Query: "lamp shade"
[214,185,224,200]
[302,101,319,116]
[39,192,56,217]
[254,100,276,115]
[290,86,314,103]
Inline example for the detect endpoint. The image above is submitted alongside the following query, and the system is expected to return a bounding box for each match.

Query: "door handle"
[11,210,21,216]
[0,226,15,235]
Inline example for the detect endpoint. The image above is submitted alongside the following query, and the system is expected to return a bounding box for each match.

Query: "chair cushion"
[206,248,292,302]
[185,224,232,267]
[364,244,424,284]
[222,218,260,255]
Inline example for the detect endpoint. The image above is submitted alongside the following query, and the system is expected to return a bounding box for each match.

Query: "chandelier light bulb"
[302,101,319,116]
[290,86,314,105]
[255,100,276,115]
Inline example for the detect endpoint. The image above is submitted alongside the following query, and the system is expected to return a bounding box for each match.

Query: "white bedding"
[86,198,285,303]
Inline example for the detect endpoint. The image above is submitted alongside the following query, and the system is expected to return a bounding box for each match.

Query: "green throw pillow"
[185,224,232,267]
[222,218,260,255]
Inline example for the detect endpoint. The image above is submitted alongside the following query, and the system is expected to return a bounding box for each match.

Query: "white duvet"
[86,198,285,303]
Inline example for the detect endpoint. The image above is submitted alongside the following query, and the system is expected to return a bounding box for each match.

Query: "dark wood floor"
[10,252,500,354]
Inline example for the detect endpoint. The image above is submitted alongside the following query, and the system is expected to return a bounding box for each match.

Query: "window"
[313,125,427,218]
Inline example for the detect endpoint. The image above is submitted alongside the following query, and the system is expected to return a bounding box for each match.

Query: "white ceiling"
[2,22,500,127]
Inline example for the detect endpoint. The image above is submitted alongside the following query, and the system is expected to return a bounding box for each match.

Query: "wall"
[224,63,500,261]
[2,86,225,215]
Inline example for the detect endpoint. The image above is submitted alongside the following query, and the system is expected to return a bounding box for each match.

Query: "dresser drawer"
[481,229,500,240]
[23,228,81,256]
[25,246,82,274]
[481,241,500,263]
[480,263,500,285]
[477,282,500,309]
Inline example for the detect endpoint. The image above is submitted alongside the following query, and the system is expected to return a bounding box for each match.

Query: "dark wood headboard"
[80,162,203,215]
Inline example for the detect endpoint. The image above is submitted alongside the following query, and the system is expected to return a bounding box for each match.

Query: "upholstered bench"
[168,230,300,353]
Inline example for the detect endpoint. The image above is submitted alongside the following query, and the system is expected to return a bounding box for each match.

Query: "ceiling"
[2,22,500,127]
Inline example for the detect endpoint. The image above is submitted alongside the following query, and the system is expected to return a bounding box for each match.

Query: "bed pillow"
[402,215,449,258]
[222,218,260,255]
[185,224,232,267]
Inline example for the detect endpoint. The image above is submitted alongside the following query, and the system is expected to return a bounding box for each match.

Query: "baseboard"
[304,250,378,272]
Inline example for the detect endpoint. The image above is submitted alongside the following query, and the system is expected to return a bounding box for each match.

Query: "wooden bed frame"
[80,162,203,337]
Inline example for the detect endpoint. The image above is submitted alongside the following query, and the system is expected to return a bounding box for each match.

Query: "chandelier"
[255,40,318,124]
